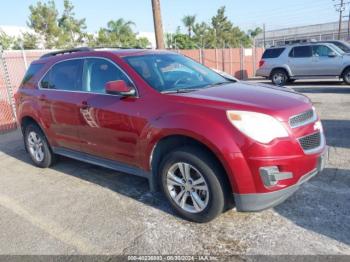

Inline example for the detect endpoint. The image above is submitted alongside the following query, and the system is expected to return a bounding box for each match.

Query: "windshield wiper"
[161,88,201,94]
[161,82,232,94]
[204,81,232,89]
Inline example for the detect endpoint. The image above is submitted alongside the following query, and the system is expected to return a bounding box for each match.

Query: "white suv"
[256,43,350,85]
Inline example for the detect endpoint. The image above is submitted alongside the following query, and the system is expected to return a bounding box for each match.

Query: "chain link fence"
[0,49,48,133]
[0,47,264,133]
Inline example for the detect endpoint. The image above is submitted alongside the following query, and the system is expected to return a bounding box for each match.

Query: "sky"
[0,0,342,33]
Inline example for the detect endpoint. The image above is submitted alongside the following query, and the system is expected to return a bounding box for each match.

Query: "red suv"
[15,48,327,222]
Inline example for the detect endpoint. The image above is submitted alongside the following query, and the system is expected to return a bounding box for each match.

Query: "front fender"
[139,110,255,193]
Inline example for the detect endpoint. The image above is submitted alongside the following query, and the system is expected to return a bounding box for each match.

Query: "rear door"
[39,59,87,151]
[311,45,342,76]
[288,45,313,76]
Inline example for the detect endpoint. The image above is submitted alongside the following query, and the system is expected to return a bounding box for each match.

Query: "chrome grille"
[298,132,321,152]
[289,109,316,128]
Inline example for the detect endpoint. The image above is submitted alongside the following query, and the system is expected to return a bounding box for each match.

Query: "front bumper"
[234,149,327,212]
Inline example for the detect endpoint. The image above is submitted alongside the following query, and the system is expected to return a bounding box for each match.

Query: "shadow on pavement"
[322,120,350,149]
[0,130,177,218]
[292,87,350,94]
[274,167,350,246]
[1,128,350,246]
[289,81,344,86]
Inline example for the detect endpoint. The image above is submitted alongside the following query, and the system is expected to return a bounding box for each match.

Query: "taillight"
[259,60,265,67]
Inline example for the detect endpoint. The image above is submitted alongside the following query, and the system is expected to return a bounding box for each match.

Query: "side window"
[262,48,285,59]
[41,59,83,91]
[312,45,332,57]
[83,58,132,94]
[22,63,44,86]
[289,46,312,58]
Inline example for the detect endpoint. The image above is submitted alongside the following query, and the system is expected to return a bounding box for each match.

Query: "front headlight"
[226,110,289,144]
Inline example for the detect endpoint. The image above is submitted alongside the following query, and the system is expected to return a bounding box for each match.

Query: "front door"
[77,57,146,166]
[311,45,342,76]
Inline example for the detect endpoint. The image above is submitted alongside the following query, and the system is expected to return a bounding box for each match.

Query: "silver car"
[256,43,350,85]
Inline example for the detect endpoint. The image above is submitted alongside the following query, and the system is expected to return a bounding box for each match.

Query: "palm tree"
[107,19,135,37]
[106,18,136,47]
[182,15,196,37]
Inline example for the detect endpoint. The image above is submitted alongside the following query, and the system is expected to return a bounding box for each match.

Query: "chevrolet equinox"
[15,48,327,222]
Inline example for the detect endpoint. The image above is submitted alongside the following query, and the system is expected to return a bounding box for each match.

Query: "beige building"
[255,21,350,47]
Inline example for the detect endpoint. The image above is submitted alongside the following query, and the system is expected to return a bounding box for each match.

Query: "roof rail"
[272,38,320,47]
[40,47,93,59]
[92,46,152,50]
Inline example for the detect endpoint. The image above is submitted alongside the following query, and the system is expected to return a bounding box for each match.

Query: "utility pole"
[348,7,350,38]
[263,24,266,48]
[151,0,165,49]
[334,0,347,40]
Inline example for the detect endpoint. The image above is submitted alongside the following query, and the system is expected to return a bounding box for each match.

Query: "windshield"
[124,53,232,93]
[331,42,350,53]
[328,43,346,54]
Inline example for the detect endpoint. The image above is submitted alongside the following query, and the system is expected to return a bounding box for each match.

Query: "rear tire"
[24,124,55,168]
[343,67,350,85]
[271,69,288,86]
[159,147,228,223]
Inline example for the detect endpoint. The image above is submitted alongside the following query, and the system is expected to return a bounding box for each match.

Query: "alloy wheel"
[27,131,45,162]
[345,72,350,83]
[273,73,286,86]
[166,162,209,213]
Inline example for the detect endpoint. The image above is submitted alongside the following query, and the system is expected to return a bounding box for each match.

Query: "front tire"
[271,69,288,86]
[159,147,227,223]
[24,124,55,168]
[343,67,350,85]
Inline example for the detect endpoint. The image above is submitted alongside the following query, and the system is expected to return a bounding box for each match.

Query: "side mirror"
[328,52,337,58]
[105,80,136,97]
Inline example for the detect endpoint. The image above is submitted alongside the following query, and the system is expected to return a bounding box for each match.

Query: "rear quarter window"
[21,63,44,86]
[40,59,83,91]
[262,48,285,59]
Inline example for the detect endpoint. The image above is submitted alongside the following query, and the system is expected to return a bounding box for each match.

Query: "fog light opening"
[259,166,293,187]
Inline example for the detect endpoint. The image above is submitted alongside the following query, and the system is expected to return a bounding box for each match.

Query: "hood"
[174,82,312,121]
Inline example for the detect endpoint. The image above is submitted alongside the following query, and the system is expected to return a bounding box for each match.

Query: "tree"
[93,19,150,48]
[13,33,39,50]
[172,33,197,49]
[211,6,252,48]
[248,27,263,39]
[182,15,196,37]
[0,31,14,50]
[167,6,255,49]
[136,37,151,48]
[211,6,234,47]
[27,0,60,49]
[106,19,136,47]
[58,0,87,48]
[193,22,210,48]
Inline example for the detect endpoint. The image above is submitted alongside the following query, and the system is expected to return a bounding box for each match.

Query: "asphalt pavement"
[0,80,349,257]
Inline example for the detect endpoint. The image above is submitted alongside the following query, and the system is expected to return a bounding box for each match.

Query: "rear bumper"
[256,68,270,77]
[234,149,327,212]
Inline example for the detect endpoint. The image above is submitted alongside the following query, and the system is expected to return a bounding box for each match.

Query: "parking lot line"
[0,193,103,254]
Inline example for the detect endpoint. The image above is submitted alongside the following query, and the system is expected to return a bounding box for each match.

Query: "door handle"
[80,101,90,110]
